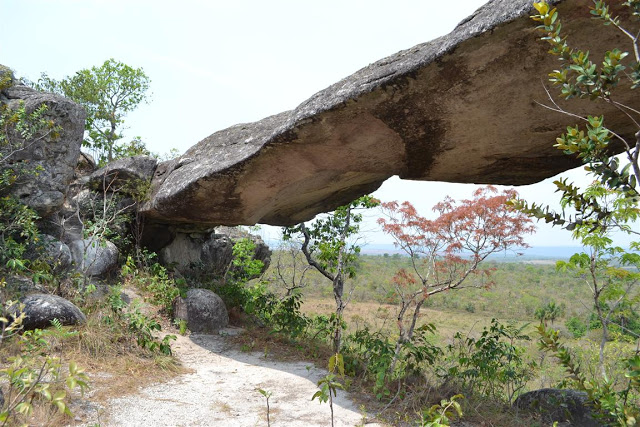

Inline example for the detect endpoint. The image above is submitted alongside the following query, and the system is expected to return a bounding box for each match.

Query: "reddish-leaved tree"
[378,186,535,371]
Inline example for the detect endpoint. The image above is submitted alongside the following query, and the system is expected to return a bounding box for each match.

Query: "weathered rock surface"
[69,238,119,277]
[89,155,157,192]
[19,293,86,330]
[158,226,271,280]
[514,388,600,426]
[173,288,229,333]
[3,275,44,296]
[0,73,85,217]
[142,0,637,227]
[26,234,72,272]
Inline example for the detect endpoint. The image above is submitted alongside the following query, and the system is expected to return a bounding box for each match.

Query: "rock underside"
[142,0,637,227]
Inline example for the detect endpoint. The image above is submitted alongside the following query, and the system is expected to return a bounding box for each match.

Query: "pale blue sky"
[2,0,633,247]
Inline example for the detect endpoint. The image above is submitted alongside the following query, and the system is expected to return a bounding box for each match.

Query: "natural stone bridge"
[141,0,637,227]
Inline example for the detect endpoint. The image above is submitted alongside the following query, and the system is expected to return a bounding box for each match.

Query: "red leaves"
[379,186,536,294]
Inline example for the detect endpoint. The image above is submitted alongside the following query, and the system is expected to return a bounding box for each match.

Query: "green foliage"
[257,388,272,427]
[538,324,640,426]
[0,96,60,281]
[535,300,565,326]
[227,238,264,283]
[312,353,346,427]
[343,323,441,400]
[122,253,182,317]
[419,394,464,427]
[442,319,534,403]
[518,1,640,231]
[35,58,151,165]
[243,282,310,337]
[0,320,89,425]
[283,195,379,352]
[565,316,588,338]
[283,195,379,280]
[104,286,175,355]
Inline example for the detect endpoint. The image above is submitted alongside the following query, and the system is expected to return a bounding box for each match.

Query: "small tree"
[509,3,640,423]
[35,59,151,165]
[378,186,535,371]
[512,0,640,379]
[282,195,379,352]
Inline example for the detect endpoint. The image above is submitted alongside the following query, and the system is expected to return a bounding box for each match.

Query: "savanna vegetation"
[1,1,639,426]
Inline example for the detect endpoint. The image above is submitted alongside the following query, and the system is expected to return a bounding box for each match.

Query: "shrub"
[441,319,535,404]
[565,316,587,338]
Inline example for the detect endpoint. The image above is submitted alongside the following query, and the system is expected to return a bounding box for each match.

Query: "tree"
[509,2,640,424]
[35,59,151,165]
[534,300,564,326]
[282,195,379,353]
[511,0,640,376]
[378,186,535,371]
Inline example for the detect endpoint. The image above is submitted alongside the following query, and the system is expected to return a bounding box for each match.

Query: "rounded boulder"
[173,288,229,334]
[19,293,86,330]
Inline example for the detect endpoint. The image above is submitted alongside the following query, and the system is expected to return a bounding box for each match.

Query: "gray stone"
[75,152,97,178]
[158,226,270,280]
[18,293,86,330]
[69,238,119,277]
[173,288,229,334]
[3,275,44,296]
[25,234,72,272]
[0,78,85,218]
[514,388,601,426]
[141,0,635,227]
[89,155,157,193]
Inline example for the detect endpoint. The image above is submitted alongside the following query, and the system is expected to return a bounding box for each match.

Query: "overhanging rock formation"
[142,0,637,227]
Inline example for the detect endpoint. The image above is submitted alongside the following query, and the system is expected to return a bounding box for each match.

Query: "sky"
[1,0,634,248]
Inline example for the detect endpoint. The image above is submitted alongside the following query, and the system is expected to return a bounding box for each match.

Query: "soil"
[75,327,385,426]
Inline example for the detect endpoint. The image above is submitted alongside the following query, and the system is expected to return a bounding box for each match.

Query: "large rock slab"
[0,71,85,217]
[142,0,637,227]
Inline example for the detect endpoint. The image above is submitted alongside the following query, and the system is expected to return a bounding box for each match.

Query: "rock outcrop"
[142,0,637,227]
[19,293,87,330]
[89,155,157,193]
[0,70,85,218]
[157,226,271,281]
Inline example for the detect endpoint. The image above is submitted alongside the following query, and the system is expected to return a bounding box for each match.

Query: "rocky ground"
[76,328,383,427]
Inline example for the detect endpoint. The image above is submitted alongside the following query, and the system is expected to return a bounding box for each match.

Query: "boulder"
[158,226,271,280]
[173,288,229,334]
[141,0,636,227]
[18,293,86,330]
[69,238,119,277]
[0,75,85,218]
[2,275,44,296]
[25,234,72,272]
[514,388,600,426]
[89,155,157,193]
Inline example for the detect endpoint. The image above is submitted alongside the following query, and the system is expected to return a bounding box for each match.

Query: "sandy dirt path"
[90,329,384,426]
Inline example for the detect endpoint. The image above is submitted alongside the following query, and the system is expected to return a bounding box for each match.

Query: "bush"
[565,316,587,338]
[440,319,534,404]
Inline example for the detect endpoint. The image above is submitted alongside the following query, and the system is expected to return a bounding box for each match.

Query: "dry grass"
[0,297,188,427]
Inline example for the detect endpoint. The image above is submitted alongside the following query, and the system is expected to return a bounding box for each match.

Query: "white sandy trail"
[98,329,382,427]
